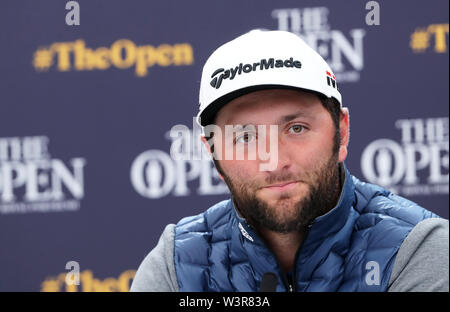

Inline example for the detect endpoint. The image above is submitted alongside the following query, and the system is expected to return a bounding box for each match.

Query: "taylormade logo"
[210,57,302,89]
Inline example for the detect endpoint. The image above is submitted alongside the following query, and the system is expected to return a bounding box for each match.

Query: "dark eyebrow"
[229,111,310,129]
[276,111,309,125]
[235,124,257,131]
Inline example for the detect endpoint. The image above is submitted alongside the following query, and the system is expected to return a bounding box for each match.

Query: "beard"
[218,151,342,234]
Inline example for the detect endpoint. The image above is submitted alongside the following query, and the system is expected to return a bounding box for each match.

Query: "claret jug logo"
[131,119,229,199]
[361,117,449,196]
[0,136,86,214]
[33,39,194,77]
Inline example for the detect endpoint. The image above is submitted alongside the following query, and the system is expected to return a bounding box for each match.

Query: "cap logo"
[326,70,338,90]
[210,57,302,89]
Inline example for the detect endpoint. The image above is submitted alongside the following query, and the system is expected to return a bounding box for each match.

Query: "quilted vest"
[174,165,438,291]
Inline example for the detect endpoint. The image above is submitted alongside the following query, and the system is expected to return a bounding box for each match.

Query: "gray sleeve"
[388,218,449,292]
[130,224,179,292]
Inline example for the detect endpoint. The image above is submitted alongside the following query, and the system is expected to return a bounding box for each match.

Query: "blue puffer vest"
[174,164,439,291]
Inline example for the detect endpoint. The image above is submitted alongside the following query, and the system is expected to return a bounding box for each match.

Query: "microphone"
[259,272,278,292]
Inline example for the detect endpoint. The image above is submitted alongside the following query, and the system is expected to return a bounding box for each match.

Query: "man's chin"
[255,194,304,216]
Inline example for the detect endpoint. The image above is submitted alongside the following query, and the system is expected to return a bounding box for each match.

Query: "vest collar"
[304,162,354,242]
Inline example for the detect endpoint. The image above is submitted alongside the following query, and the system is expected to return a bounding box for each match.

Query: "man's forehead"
[217,89,320,126]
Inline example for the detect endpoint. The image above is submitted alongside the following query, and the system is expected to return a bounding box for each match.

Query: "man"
[131,30,449,292]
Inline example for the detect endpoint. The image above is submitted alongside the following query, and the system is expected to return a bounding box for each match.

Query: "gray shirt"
[130,218,449,292]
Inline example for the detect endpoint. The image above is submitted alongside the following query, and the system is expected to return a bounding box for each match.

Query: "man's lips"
[262,181,299,192]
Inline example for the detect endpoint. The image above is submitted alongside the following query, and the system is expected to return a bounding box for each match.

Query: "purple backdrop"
[0,0,448,291]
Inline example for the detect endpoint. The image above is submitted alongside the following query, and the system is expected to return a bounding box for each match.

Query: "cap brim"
[198,84,327,126]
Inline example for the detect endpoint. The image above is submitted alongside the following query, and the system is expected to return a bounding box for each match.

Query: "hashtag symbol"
[410,28,430,53]
[33,48,53,71]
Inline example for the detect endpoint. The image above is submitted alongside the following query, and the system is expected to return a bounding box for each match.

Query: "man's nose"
[259,129,293,173]
[272,136,293,171]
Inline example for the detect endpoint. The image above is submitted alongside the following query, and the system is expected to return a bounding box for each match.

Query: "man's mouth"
[263,181,299,192]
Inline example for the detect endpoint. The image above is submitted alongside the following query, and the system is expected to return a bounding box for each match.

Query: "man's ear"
[201,136,225,182]
[338,107,350,163]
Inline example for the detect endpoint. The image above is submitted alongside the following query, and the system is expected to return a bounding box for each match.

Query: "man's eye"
[236,132,256,144]
[288,124,306,134]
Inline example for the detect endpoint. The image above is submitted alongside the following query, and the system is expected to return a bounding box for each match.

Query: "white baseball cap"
[197,29,342,126]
